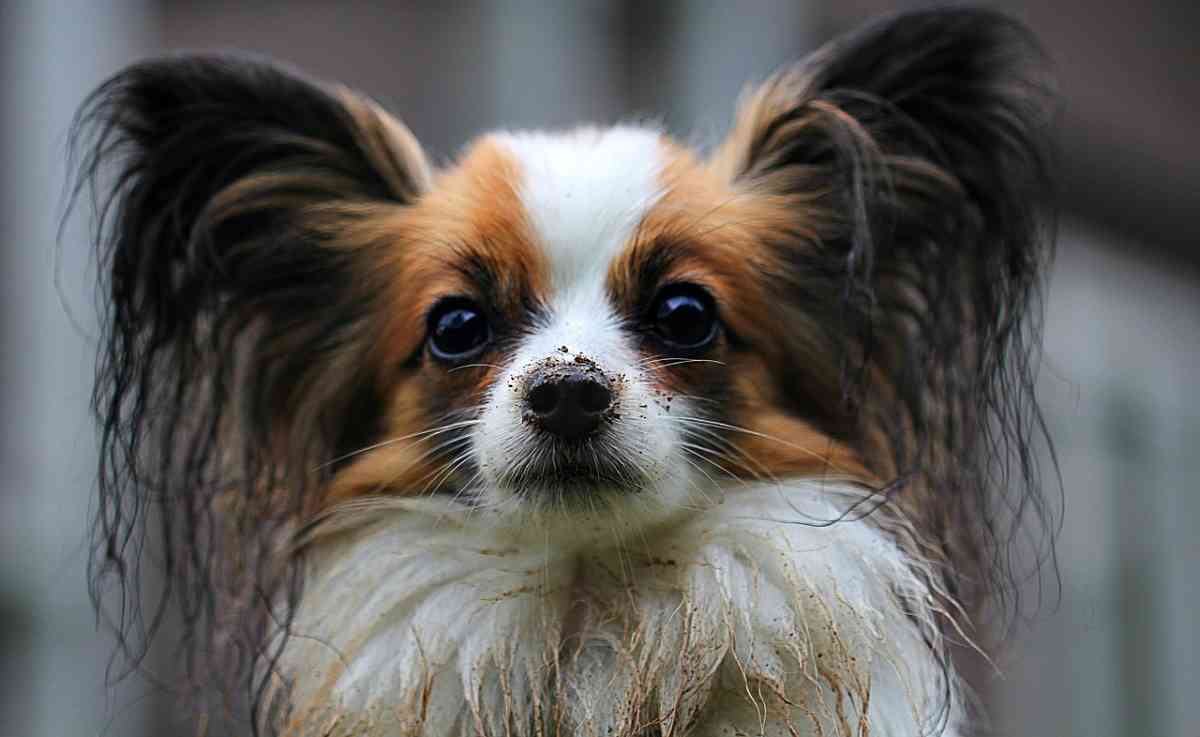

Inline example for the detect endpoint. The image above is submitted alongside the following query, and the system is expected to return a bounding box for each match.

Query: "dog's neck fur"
[274,482,961,737]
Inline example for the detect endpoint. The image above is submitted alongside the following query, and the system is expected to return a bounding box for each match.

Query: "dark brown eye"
[651,284,718,351]
[428,298,490,362]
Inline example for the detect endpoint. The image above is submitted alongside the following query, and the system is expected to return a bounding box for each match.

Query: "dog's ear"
[72,55,432,699]
[713,8,1048,246]
[712,9,1053,603]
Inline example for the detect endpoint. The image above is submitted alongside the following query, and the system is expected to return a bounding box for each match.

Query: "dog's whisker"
[447,362,505,373]
[315,419,481,470]
[636,356,727,369]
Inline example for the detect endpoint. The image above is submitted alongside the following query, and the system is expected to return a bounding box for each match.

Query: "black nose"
[525,366,614,441]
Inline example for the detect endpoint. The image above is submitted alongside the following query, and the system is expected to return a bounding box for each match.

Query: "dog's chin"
[496,463,648,506]
[474,443,699,541]
[487,438,664,506]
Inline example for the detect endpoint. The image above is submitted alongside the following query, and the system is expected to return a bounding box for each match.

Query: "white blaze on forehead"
[473,128,681,502]
[495,126,666,300]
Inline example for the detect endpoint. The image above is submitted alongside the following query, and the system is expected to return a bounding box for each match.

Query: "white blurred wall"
[993,220,1200,737]
[0,2,153,736]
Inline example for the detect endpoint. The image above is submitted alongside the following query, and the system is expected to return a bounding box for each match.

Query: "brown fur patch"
[611,142,873,485]
[324,139,548,502]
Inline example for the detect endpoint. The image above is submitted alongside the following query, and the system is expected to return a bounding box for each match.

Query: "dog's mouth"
[494,442,650,504]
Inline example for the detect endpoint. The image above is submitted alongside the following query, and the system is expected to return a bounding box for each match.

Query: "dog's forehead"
[490,126,667,298]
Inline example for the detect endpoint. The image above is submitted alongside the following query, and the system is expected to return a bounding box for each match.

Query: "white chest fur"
[274,484,962,737]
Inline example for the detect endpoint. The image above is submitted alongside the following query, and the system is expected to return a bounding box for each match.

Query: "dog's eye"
[651,284,718,351]
[428,299,490,362]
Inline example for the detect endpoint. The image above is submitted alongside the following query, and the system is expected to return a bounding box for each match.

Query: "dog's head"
[315,123,874,531]
[75,7,1053,729]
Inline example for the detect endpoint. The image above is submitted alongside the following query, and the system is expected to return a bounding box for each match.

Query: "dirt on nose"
[518,352,626,424]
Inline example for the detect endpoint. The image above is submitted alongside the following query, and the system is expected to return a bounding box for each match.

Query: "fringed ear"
[71,55,432,719]
[712,8,1055,613]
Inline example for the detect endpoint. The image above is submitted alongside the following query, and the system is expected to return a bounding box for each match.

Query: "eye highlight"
[650,283,719,351]
[427,298,491,362]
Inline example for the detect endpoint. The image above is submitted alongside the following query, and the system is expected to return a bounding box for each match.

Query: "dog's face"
[326,129,863,526]
[77,8,1052,735]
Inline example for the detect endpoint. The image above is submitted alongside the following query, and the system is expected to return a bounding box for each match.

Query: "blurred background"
[1,1,1196,735]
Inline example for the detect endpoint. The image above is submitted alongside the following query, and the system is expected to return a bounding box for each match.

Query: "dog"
[74,7,1054,736]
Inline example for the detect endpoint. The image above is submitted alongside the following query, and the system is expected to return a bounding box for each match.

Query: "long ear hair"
[70,54,431,725]
[712,8,1058,620]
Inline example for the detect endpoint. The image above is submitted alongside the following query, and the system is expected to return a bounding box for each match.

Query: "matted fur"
[272,484,957,737]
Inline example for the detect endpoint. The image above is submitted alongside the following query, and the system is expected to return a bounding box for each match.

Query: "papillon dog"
[74,8,1055,736]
